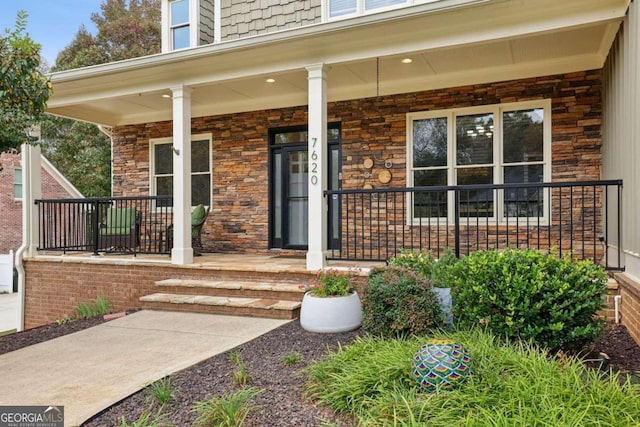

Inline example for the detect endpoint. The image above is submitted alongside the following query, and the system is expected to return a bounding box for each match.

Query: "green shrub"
[304,269,359,297]
[362,266,444,338]
[193,387,263,427]
[73,295,110,319]
[305,330,640,426]
[387,248,459,288]
[452,248,607,353]
[387,250,435,278]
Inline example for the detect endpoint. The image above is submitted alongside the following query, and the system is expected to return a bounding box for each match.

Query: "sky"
[0,0,103,67]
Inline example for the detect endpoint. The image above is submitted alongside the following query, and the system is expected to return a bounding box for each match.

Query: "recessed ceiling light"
[401,58,413,64]
[161,94,171,98]
[265,78,276,83]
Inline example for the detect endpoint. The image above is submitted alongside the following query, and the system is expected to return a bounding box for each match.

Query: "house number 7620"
[310,137,319,186]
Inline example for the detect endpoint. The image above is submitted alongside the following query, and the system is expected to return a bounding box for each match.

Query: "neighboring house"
[0,150,82,293]
[20,0,639,338]
[0,150,83,254]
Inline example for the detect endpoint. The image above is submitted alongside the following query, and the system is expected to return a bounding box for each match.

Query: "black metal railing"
[36,196,173,255]
[326,180,623,270]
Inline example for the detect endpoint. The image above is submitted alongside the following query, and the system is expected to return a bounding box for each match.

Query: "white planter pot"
[300,291,362,333]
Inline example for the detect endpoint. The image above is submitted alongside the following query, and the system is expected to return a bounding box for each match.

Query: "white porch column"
[16,144,42,331]
[22,144,41,257]
[306,64,328,271]
[171,85,194,265]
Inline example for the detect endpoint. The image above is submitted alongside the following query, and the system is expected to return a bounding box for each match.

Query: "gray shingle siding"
[219,0,321,41]
[200,0,215,45]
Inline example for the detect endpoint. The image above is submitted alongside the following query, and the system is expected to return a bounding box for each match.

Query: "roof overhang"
[46,0,630,127]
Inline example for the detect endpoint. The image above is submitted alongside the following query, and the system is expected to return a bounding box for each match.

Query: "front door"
[269,125,341,250]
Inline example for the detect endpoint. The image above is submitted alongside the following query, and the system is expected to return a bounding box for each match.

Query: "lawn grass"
[305,329,640,426]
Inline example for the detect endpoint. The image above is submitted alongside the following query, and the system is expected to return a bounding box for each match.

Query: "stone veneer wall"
[220,0,321,40]
[112,70,603,255]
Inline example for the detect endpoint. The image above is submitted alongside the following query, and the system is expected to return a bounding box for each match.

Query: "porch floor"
[34,251,385,273]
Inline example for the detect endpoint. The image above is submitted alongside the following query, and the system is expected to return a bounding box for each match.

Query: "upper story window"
[150,135,212,208]
[170,0,191,49]
[14,167,22,200]
[406,100,551,224]
[329,0,443,19]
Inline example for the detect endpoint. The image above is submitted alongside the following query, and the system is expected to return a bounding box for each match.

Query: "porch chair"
[98,206,142,253]
[167,204,210,255]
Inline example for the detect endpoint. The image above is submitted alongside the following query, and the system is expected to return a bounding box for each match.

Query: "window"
[150,136,212,207]
[170,0,190,50]
[407,100,551,223]
[328,0,456,19]
[14,167,22,199]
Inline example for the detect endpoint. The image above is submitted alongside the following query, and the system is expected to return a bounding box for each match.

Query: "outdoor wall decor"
[411,339,473,392]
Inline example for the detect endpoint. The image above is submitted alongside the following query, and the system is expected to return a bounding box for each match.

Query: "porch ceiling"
[46,0,628,127]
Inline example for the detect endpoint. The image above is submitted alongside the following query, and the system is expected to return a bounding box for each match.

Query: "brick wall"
[0,152,75,255]
[112,70,603,255]
[220,0,321,40]
[613,273,640,346]
[23,258,306,328]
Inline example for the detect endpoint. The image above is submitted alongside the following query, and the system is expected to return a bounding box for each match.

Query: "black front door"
[269,125,341,250]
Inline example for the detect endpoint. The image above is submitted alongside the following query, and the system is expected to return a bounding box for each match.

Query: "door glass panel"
[456,113,494,165]
[331,148,340,241]
[287,151,308,246]
[273,152,282,240]
[274,131,308,145]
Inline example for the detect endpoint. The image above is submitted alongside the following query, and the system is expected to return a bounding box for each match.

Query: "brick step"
[155,278,307,301]
[140,293,301,320]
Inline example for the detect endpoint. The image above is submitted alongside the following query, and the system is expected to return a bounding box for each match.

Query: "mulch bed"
[1,316,639,426]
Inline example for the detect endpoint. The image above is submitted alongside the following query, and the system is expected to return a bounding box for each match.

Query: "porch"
[21,252,382,328]
[34,179,624,270]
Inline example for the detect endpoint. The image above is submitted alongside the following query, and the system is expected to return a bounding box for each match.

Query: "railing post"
[92,199,100,256]
[454,189,460,258]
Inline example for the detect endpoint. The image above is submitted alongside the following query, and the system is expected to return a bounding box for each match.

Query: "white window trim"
[14,166,23,201]
[162,0,200,52]
[322,0,476,22]
[149,133,213,209]
[406,99,552,226]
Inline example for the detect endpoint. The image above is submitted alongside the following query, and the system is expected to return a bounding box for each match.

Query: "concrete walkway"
[0,310,289,426]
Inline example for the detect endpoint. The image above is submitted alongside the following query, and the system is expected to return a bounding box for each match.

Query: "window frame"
[170,0,191,50]
[149,133,213,210]
[324,0,469,21]
[14,167,22,200]
[406,99,552,225]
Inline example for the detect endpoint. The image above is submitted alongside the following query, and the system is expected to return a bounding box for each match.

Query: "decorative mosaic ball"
[411,339,473,392]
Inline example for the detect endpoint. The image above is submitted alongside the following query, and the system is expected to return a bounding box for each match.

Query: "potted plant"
[299,269,362,333]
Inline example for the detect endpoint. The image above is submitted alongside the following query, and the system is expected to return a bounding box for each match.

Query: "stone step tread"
[140,293,301,311]
[156,278,306,293]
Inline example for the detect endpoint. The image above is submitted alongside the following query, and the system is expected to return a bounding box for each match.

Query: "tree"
[0,11,52,153]
[43,0,161,196]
